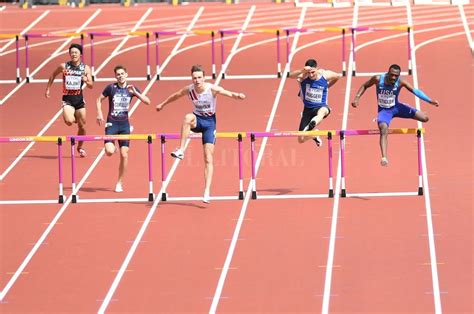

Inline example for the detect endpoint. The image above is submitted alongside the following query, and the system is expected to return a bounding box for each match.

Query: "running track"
[0,2,472,313]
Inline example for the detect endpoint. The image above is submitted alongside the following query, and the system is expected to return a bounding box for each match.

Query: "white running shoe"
[313,129,322,147]
[115,182,123,193]
[203,190,210,204]
[380,157,389,167]
[171,148,184,160]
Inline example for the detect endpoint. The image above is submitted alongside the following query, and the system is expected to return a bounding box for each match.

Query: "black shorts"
[298,106,331,131]
[105,120,130,147]
[62,95,85,110]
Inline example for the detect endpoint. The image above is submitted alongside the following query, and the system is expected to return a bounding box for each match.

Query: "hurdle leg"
[146,32,151,80]
[276,30,281,78]
[250,133,257,199]
[417,129,423,195]
[238,133,244,200]
[71,137,78,203]
[58,137,64,203]
[25,35,30,83]
[340,131,346,197]
[15,35,21,83]
[211,31,216,79]
[90,34,95,81]
[342,28,346,77]
[351,28,356,77]
[328,132,334,198]
[155,32,160,80]
[160,135,167,201]
[408,27,412,75]
[220,31,225,79]
[147,135,154,201]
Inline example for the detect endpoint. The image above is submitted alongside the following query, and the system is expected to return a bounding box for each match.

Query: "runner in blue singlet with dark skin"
[352,64,439,166]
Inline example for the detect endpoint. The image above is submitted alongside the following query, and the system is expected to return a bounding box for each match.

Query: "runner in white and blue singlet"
[97,65,150,192]
[352,64,439,166]
[289,59,341,147]
[156,64,246,203]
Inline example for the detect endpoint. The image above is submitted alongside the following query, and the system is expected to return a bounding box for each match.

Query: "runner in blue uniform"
[352,64,439,166]
[289,59,341,147]
[156,64,245,203]
[97,65,150,192]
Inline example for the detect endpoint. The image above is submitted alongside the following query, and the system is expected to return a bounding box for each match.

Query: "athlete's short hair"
[191,64,205,76]
[69,43,83,55]
[114,65,127,73]
[388,64,401,72]
[305,59,318,68]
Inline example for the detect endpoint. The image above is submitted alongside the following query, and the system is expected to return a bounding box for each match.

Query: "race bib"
[64,75,82,90]
[305,85,323,103]
[377,93,396,108]
[113,94,131,112]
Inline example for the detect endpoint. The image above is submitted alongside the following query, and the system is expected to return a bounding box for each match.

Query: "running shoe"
[171,148,184,160]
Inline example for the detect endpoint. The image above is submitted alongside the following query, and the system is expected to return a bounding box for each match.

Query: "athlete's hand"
[97,113,104,126]
[351,99,359,108]
[45,88,50,99]
[82,75,88,83]
[430,100,439,107]
[237,92,246,100]
[127,85,137,96]
[156,103,164,111]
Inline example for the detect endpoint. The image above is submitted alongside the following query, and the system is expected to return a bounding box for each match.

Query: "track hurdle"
[351,25,412,77]
[24,32,85,83]
[0,136,66,204]
[69,134,156,203]
[160,132,245,202]
[339,128,424,197]
[219,29,282,79]
[285,27,347,76]
[88,31,151,81]
[154,30,217,80]
[249,130,335,200]
[0,34,21,83]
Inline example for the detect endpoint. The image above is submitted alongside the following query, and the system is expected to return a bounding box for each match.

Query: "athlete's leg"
[413,110,429,123]
[62,104,76,126]
[378,122,389,166]
[203,143,214,199]
[118,146,129,185]
[75,108,87,152]
[179,113,197,150]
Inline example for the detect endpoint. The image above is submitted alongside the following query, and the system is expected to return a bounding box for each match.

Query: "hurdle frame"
[160,132,245,202]
[249,130,335,200]
[285,27,347,76]
[154,30,217,80]
[88,31,152,82]
[339,128,424,197]
[69,134,156,203]
[219,28,283,79]
[0,34,21,83]
[351,25,412,77]
[24,32,85,83]
[0,136,66,204]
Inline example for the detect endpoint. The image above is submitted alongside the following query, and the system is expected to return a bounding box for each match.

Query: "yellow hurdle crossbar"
[0,34,19,39]
[0,136,66,143]
[192,30,215,35]
[251,29,280,34]
[128,31,150,36]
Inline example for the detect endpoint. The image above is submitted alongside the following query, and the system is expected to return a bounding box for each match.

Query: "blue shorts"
[377,103,417,126]
[192,114,216,145]
[105,120,130,147]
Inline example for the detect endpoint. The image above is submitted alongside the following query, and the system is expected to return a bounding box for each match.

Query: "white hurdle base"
[344,191,420,198]
[163,195,241,202]
[254,193,330,200]
[0,199,61,205]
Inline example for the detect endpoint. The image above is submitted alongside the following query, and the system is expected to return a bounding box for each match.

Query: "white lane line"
[0,10,50,54]
[407,3,442,313]
[321,4,359,314]
[458,4,474,52]
[0,8,155,302]
[208,6,307,314]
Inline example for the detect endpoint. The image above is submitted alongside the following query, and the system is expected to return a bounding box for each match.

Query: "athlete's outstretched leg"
[378,122,389,166]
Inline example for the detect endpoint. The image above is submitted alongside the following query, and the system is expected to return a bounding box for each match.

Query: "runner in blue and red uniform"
[156,64,246,203]
[289,59,341,147]
[45,43,93,157]
[352,64,439,166]
[96,65,151,192]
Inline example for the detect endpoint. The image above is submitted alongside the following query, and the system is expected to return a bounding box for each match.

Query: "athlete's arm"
[401,79,439,106]
[325,70,342,88]
[45,63,65,98]
[83,65,93,89]
[288,66,312,79]
[96,93,107,126]
[212,85,245,100]
[156,86,188,111]
[128,85,151,105]
[351,75,378,108]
